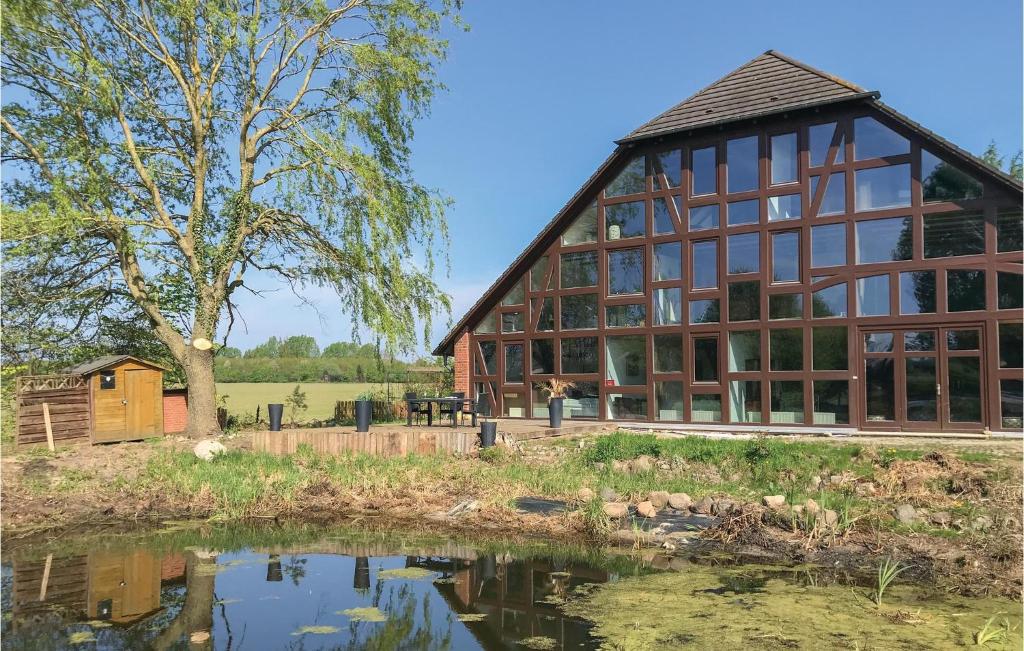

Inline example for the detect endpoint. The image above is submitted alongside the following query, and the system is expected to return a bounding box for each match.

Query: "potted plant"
[537,379,575,428]
[354,390,374,433]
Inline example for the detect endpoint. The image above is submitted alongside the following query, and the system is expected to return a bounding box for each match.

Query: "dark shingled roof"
[65,355,169,375]
[619,50,869,143]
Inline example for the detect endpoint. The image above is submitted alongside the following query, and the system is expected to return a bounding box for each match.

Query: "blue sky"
[229,0,1024,355]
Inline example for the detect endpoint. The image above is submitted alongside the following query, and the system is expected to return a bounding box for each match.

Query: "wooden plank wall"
[253,428,476,457]
[17,385,90,446]
[11,555,89,625]
[333,400,410,422]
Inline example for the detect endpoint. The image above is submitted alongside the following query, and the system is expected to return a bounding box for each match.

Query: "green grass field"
[216,382,395,421]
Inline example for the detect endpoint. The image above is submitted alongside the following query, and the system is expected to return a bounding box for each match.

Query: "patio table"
[405,397,476,428]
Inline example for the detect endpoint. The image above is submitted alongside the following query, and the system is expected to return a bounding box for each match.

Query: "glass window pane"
[727,232,759,274]
[729,380,762,423]
[811,172,846,216]
[693,337,719,382]
[808,122,836,167]
[770,381,804,424]
[769,328,802,371]
[948,357,981,422]
[865,332,894,353]
[921,150,982,202]
[535,297,555,331]
[560,251,598,288]
[474,310,496,334]
[1001,379,1023,429]
[561,337,598,374]
[768,193,801,221]
[998,272,1023,310]
[770,132,798,184]
[923,211,985,258]
[653,150,682,190]
[505,344,523,383]
[503,392,526,417]
[999,323,1023,368]
[560,294,598,330]
[854,116,909,160]
[655,382,684,421]
[947,329,979,351]
[501,312,524,333]
[898,271,936,315]
[562,202,598,246]
[865,358,895,421]
[692,240,718,289]
[813,381,849,425]
[728,330,761,372]
[606,201,645,240]
[813,326,848,370]
[606,393,647,420]
[947,269,986,312]
[997,209,1023,252]
[689,298,720,324]
[531,339,554,375]
[608,248,644,295]
[811,223,846,268]
[855,164,911,211]
[605,156,645,197]
[691,394,722,422]
[653,334,683,373]
[727,136,759,193]
[606,303,646,328]
[812,283,848,318]
[501,282,524,306]
[530,256,553,291]
[728,280,760,322]
[478,341,497,375]
[605,335,646,386]
[653,197,681,234]
[769,293,803,320]
[531,386,550,419]
[771,231,800,283]
[857,275,890,316]
[565,381,599,419]
[689,204,720,231]
[728,199,759,226]
[654,288,683,325]
[691,146,717,196]
[903,330,935,352]
[856,216,911,263]
[653,241,682,281]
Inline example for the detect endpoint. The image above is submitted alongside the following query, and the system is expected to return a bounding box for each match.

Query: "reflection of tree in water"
[284,556,308,586]
[343,584,453,651]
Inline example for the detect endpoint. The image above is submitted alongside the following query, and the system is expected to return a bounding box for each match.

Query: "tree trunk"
[182,347,221,438]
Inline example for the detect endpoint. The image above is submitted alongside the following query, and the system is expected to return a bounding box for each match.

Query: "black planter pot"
[479,421,497,448]
[268,403,284,431]
[353,557,370,590]
[548,397,564,428]
[355,400,372,432]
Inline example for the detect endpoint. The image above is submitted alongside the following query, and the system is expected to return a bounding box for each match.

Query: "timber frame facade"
[435,51,1024,433]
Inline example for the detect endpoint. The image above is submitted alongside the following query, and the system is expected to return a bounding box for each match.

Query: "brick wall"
[454,331,470,396]
[162,389,188,434]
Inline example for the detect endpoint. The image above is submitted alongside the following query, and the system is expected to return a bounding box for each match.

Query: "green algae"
[68,631,97,644]
[456,613,489,622]
[376,567,435,581]
[563,564,1024,650]
[291,625,340,635]
[337,607,387,622]
[518,636,557,649]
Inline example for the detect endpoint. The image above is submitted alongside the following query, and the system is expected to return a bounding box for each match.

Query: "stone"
[929,511,952,527]
[804,498,821,515]
[762,495,786,509]
[854,482,877,497]
[603,502,629,518]
[636,501,658,518]
[893,504,918,525]
[193,439,227,461]
[599,487,619,502]
[611,460,629,473]
[648,491,670,508]
[829,474,843,486]
[190,631,211,644]
[972,515,993,531]
[712,499,735,516]
[668,493,692,511]
[791,505,805,515]
[692,497,714,514]
[822,509,839,527]
[630,455,654,473]
[577,488,595,502]
[447,499,480,517]
[593,462,606,471]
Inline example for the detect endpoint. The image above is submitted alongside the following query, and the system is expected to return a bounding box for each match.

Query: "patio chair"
[439,391,465,425]
[460,395,486,427]
[405,392,426,425]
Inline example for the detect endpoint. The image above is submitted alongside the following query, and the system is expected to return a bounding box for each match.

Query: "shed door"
[125,370,158,438]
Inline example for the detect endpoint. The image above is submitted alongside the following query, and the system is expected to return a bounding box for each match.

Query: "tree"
[278,335,319,358]
[2,0,459,436]
[285,384,307,424]
[981,141,1023,181]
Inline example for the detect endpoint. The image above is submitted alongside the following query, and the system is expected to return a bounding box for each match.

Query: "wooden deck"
[251,418,612,457]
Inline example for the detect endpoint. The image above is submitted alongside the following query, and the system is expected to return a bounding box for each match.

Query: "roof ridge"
[763,50,864,93]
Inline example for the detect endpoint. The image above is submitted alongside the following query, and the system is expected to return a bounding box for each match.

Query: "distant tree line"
[215,336,438,383]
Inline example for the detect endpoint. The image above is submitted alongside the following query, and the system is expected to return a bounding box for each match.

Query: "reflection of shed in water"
[87,550,162,623]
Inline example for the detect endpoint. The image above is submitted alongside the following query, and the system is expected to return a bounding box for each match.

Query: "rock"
[854,482,877,497]
[611,528,651,546]
[712,499,735,516]
[650,554,671,569]
[929,511,952,527]
[599,487,619,502]
[193,439,227,461]
[762,495,786,509]
[636,501,658,518]
[611,460,629,473]
[593,462,606,471]
[629,455,654,473]
[692,497,714,514]
[893,504,918,525]
[972,515,993,531]
[829,474,843,486]
[648,491,670,508]
[603,502,629,518]
[804,498,821,515]
[668,493,692,511]
[190,631,211,644]
[577,488,595,502]
[791,505,805,515]
[822,509,839,527]
[447,499,481,517]
[578,440,586,449]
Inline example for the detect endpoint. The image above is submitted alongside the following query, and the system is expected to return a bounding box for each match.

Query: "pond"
[2,523,1020,649]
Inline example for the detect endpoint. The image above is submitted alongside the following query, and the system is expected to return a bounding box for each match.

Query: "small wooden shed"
[15,355,167,446]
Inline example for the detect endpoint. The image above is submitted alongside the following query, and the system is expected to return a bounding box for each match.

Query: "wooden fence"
[15,375,91,447]
[253,428,476,457]
[333,400,409,422]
